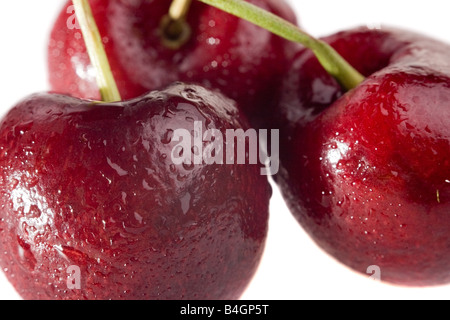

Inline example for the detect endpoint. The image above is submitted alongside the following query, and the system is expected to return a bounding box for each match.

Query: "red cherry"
[0,83,271,299]
[271,27,450,286]
[48,0,298,125]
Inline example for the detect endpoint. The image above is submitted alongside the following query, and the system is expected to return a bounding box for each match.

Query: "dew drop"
[107,157,128,176]
[181,88,203,103]
[182,162,195,171]
[142,179,153,191]
[134,212,143,224]
[161,129,174,144]
[180,193,191,215]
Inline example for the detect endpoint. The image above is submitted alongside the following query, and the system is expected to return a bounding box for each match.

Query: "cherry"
[0,83,271,300]
[48,0,298,125]
[270,27,450,286]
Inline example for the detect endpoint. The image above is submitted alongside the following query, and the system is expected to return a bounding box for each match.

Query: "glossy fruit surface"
[0,83,271,299]
[48,0,298,125]
[271,27,450,286]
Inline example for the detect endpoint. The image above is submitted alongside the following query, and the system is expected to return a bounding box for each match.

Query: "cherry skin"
[0,83,271,300]
[270,27,450,286]
[48,0,298,126]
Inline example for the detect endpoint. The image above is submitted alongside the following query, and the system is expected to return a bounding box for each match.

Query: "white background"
[0,0,449,300]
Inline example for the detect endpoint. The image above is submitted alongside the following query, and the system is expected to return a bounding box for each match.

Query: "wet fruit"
[0,83,271,299]
[272,27,450,286]
[48,0,298,125]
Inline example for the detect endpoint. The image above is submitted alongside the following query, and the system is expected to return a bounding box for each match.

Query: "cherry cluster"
[0,0,448,300]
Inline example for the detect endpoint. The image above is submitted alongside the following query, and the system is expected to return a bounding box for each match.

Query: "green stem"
[72,0,121,102]
[196,0,365,91]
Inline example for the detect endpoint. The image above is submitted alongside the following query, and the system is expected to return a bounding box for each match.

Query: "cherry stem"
[169,0,193,21]
[196,0,365,91]
[72,0,121,102]
[160,0,193,49]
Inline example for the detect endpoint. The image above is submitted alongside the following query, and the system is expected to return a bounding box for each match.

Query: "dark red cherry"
[0,83,271,299]
[271,27,450,286]
[48,0,298,126]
